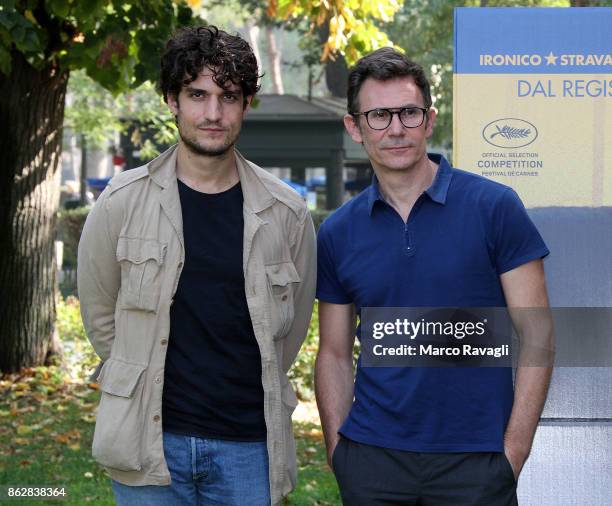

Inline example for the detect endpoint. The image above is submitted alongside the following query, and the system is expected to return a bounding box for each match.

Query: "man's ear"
[425,107,437,139]
[344,113,363,144]
[167,92,180,116]
[242,95,254,116]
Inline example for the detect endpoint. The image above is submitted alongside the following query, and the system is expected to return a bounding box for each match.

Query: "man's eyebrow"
[367,103,424,110]
[183,86,241,95]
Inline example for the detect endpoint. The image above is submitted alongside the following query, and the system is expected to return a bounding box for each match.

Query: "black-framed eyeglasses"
[352,106,429,130]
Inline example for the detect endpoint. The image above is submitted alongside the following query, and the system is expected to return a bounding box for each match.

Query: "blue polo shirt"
[316,153,549,453]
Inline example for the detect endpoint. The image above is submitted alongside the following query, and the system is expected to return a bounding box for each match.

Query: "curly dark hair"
[160,25,261,106]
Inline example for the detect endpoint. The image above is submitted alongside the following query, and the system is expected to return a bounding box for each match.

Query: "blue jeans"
[112,432,270,506]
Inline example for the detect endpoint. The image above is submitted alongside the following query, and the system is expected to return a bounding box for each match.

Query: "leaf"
[54,434,70,444]
[68,442,81,451]
[14,24,41,53]
[16,425,34,435]
[47,0,70,19]
[9,23,25,43]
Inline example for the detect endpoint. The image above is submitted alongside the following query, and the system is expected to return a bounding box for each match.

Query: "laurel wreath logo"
[490,125,532,140]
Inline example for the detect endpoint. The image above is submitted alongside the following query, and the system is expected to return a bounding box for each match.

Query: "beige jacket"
[77,145,316,505]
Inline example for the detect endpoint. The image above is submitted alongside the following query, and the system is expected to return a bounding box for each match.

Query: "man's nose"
[387,113,406,136]
[203,97,222,122]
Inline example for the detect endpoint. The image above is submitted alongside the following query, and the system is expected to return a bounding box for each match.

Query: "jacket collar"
[147,144,276,213]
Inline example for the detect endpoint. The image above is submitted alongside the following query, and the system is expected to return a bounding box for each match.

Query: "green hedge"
[57,206,90,269]
[310,208,332,232]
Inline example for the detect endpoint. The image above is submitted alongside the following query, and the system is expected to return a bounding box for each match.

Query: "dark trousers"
[332,436,518,506]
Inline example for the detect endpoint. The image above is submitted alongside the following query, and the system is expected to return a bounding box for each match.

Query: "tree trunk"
[266,27,284,94]
[0,51,68,372]
[324,56,349,98]
[246,20,262,73]
[317,20,348,98]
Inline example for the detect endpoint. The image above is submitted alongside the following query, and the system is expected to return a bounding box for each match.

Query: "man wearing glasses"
[315,48,552,504]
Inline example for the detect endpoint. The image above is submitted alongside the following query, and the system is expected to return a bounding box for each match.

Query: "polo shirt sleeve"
[316,223,352,304]
[492,188,550,274]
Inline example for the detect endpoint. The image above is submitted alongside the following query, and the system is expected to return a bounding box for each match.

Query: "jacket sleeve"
[281,209,317,373]
[77,188,121,362]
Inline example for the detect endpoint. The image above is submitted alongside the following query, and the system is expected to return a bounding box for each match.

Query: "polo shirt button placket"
[404,222,416,257]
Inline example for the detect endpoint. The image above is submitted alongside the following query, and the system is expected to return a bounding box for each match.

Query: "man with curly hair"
[78,26,316,505]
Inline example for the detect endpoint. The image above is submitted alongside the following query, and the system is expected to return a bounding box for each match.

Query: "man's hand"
[315,301,356,474]
[504,440,529,480]
[326,434,341,470]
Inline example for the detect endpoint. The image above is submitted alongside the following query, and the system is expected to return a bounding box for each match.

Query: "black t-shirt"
[162,179,266,441]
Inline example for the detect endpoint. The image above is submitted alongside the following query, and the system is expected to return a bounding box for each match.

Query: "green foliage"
[123,80,178,158]
[289,301,319,400]
[0,383,110,505]
[0,300,340,503]
[310,208,332,232]
[65,70,123,149]
[289,301,360,401]
[57,207,90,270]
[57,297,99,382]
[291,422,341,504]
[64,69,177,168]
[0,1,204,94]
[269,0,404,65]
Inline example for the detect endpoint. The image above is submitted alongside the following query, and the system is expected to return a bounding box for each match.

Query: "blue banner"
[454,7,612,74]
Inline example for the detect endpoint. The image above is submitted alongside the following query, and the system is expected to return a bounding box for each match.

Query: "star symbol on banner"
[545,52,558,65]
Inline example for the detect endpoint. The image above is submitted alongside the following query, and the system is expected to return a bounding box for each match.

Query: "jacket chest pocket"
[116,237,167,312]
[265,261,301,340]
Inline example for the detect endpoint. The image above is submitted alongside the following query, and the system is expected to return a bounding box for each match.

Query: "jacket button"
[154,377,161,384]
[273,265,280,274]
[281,294,288,301]
[153,415,160,422]
[161,339,168,345]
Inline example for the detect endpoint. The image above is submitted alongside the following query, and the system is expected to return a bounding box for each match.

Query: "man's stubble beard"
[180,133,234,157]
[175,113,241,157]
[179,128,237,157]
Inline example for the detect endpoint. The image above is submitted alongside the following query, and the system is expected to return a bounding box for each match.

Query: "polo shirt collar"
[367,153,453,215]
[425,153,453,205]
